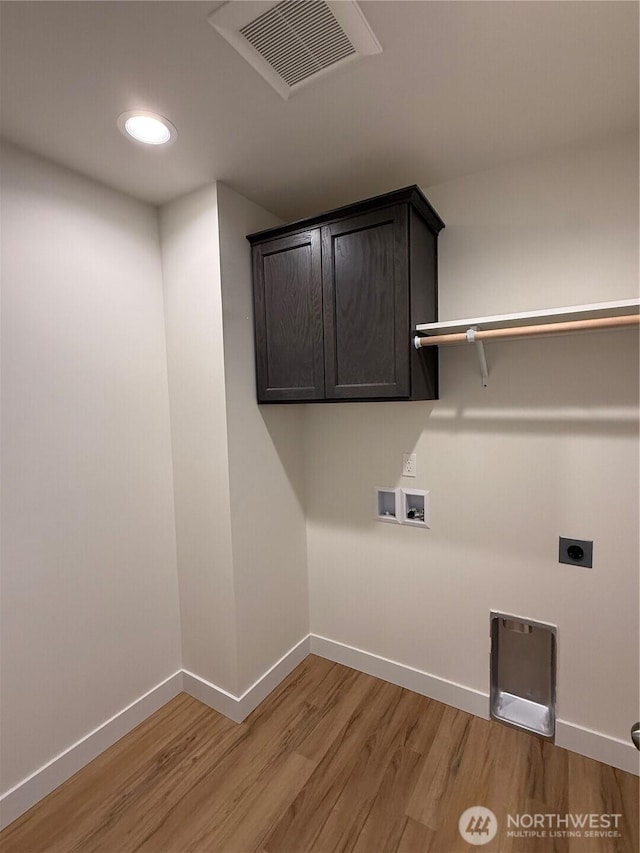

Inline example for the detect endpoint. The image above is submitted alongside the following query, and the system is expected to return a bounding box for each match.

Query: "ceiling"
[1,1,637,221]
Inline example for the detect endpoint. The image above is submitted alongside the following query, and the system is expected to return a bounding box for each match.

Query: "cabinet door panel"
[322,206,409,399]
[253,231,324,401]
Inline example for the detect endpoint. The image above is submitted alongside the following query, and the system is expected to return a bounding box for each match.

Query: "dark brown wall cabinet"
[248,186,444,403]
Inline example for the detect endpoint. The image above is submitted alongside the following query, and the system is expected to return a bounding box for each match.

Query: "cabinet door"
[252,230,324,401]
[322,205,409,399]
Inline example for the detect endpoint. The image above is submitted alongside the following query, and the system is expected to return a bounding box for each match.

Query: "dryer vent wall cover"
[490,612,557,739]
[209,0,382,99]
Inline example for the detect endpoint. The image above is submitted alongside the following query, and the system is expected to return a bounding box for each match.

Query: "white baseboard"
[3,634,636,832]
[181,671,241,722]
[310,634,490,719]
[0,638,310,832]
[556,720,639,776]
[310,634,639,776]
[236,634,311,719]
[0,671,184,832]
[183,635,311,723]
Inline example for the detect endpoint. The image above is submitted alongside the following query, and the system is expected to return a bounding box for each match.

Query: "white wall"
[217,183,309,693]
[160,185,238,692]
[306,134,639,748]
[1,130,636,816]
[160,182,309,696]
[0,143,182,794]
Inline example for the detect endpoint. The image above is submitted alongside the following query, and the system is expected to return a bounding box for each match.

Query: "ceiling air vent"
[208,0,382,100]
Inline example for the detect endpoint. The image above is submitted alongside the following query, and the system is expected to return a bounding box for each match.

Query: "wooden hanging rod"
[414,313,640,348]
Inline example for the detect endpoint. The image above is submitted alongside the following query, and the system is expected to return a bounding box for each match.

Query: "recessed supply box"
[490,612,557,738]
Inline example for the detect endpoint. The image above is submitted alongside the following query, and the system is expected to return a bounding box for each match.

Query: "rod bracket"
[467,327,489,387]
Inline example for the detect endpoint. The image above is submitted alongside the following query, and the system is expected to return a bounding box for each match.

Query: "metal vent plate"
[240,0,356,88]
[209,0,381,99]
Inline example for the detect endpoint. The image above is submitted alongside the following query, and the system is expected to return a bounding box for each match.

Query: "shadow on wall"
[434,330,639,437]
[302,399,435,531]
[258,404,307,513]
[302,329,639,532]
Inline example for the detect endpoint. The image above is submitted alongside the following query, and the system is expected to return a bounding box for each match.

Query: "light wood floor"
[1,655,637,853]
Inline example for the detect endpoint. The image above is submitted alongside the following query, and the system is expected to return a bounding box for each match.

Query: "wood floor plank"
[404,704,474,830]
[64,703,245,853]
[567,752,639,853]
[310,688,424,853]
[0,694,220,853]
[423,714,500,851]
[129,669,334,851]
[245,655,334,724]
[1,655,637,853]
[475,725,569,853]
[295,657,342,709]
[294,666,378,764]
[263,678,403,852]
[395,816,436,853]
[351,747,424,853]
[403,693,446,757]
[138,749,316,853]
[425,718,571,853]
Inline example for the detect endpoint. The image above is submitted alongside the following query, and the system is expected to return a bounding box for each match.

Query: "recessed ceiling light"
[117,110,177,146]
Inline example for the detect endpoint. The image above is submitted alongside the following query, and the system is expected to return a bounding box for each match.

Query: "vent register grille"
[208,0,381,99]
[240,0,356,88]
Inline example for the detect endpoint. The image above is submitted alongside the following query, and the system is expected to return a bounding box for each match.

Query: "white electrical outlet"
[402,452,417,477]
